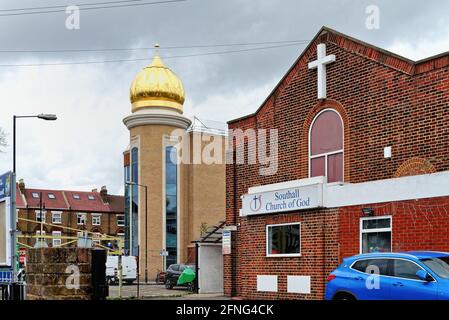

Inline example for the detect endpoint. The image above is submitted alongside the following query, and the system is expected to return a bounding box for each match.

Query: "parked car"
[165,264,196,291]
[106,255,138,285]
[326,251,449,300]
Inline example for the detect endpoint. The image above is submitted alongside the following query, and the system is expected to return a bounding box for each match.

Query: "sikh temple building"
[122,50,226,281]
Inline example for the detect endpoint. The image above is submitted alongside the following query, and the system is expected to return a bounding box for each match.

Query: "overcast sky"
[0,0,448,195]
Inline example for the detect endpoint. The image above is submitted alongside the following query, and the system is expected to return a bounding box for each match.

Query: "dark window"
[362,218,391,230]
[393,259,423,280]
[166,146,178,268]
[130,147,139,256]
[361,217,392,254]
[352,259,391,276]
[421,257,449,279]
[267,224,300,256]
[310,110,344,183]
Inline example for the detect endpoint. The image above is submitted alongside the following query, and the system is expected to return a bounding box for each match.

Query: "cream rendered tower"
[123,50,191,281]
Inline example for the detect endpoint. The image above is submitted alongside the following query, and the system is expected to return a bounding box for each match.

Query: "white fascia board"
[325,171,449,208]
[248,176,326,194]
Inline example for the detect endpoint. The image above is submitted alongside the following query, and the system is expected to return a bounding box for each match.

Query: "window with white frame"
[117,214,125,227]
[36,230,46,244]
[32,192,39,199]
[309,109,344,183]
[52,211,62,224]
[266,223,301,257]
[35,210,46,222]
[52,231,62,247]
[48,193,56,199]
[77,213,87,225]
[92,232,102,246]
[92,214,101,226]
[360,216,392,254]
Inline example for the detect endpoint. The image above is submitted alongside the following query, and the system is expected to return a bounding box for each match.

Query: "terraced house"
[15,179,124,252]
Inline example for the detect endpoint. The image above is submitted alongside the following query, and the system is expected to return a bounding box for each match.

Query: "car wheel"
[187,282,195,293]
[165,279,173,290]
[333,292,356,301]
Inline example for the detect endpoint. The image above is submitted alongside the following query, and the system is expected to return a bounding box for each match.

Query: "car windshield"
[420,257,449,279]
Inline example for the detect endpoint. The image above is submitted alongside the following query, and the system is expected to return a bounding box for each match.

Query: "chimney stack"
[18,179,25,194]
[100,186,108,203]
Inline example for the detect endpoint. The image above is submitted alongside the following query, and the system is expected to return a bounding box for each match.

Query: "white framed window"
[36,230,46,244]
[309,109,344,183]
[360,216,392,254]
[73,194,80,200]
[92,214,101,226]
[32,192,39,199]
[117,214,125,227]
[77,213,87,225]
[52,211,62,224]
[52,231,62,247]
[48,193,56,199]
[88,195,95,200]
[36,230,46,236]
[266,223,301,257]
[35,210,46,222]
[93,232,102,246]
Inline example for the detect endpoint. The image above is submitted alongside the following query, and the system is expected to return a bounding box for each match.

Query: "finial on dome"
[129,42,185,114]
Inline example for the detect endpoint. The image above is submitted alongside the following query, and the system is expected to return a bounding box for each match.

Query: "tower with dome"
[122,48,226,283]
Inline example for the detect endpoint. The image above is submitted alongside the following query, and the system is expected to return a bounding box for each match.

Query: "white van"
[106,256,137,285]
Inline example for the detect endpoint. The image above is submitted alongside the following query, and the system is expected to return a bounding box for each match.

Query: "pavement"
[108,283,230,300]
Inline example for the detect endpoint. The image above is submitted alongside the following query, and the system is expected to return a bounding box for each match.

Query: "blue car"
[326,251,449,300]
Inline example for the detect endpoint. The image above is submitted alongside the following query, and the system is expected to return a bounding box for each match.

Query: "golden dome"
[130,52,185,113]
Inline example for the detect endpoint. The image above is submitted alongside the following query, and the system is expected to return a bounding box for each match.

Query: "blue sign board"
[0,271,13,284]
[0,172,12,200]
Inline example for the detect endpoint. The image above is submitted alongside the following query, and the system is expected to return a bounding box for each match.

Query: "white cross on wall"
[308,43,336,100]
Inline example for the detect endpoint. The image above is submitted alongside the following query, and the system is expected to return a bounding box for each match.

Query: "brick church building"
[224,27,449,300]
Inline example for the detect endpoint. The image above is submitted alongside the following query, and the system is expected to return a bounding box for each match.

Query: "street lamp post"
[125,181,148,283]
[12,114,57,278]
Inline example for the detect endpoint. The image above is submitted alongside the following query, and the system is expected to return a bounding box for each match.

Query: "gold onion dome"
[130,46,185,113]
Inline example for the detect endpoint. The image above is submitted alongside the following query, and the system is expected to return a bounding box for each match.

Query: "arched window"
[309,109,344,183]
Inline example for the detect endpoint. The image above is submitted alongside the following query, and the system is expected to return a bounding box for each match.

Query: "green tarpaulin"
[177,268,196,285]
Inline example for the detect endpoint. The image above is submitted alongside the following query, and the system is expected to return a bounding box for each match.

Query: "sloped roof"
[17,186,124,213]
[228,26,449,124]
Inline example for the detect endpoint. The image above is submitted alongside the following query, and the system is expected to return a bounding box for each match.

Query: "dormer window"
[73,194,80,200]
[32,192,39,199]
[88,195,95,200]
[48,193,56,199]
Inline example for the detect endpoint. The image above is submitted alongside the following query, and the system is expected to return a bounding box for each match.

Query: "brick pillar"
[26,248,94,300]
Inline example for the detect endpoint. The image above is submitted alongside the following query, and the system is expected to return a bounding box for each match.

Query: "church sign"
[241,183,323,217]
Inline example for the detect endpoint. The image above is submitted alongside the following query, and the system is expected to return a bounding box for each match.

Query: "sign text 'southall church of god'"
[225,27,449,300]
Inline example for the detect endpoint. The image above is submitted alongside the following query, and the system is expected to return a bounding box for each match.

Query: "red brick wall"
[225,29,449,299]
[224,209,339,300]
[340,197,449,259]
